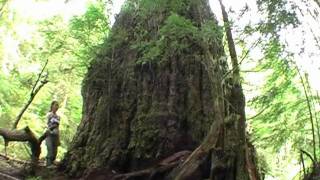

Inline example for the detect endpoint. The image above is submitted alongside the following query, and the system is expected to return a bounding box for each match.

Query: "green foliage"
[132,13,222,65]
[113,0,223,66]
[123,0,189,17]
[200,21,223,45]
[256,0,300,34]
[241,0,319,178]
[104,28,128,51]
[247,38,315,178]
[26,176,42,180]
[0,0,110,161]
[160,13,197,39]
[139,0,167,13]
[135,13,198,64]
[69,2,109,69]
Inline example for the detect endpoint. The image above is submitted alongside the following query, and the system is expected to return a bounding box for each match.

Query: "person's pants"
[46,134,59,166]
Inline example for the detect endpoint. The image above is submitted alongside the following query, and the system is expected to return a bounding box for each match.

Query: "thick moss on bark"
[62,0,258,179]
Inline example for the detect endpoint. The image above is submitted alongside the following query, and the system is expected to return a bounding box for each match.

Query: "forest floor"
[2,154,320,180]
[0,155,71,180]
[0,151,190,180]
[0,155,26,180]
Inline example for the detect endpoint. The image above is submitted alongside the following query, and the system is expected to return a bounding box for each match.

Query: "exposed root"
[112,162,179,180]
[83,151,192,180]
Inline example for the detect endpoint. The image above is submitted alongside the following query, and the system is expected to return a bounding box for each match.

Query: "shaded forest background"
[0,0,320,179]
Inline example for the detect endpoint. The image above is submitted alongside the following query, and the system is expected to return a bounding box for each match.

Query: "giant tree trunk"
[62,0,259,179]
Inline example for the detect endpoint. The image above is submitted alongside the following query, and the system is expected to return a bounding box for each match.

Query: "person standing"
[46,100,61,166]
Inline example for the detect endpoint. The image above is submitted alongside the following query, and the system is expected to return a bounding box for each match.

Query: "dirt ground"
[0,155,26,179]
[0,155,72,180]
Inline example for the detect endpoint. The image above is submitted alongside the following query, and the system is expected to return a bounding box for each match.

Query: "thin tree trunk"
[305,73,320,154]
[218,1,259,179]
[218,0,240,85]
[300,151,306,177]
[219,0,247,143]
[296,65,317,162]
[301,149,316,167]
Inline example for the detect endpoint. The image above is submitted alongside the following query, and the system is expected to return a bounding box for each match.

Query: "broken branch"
[12,59,49,129]
[0,127,46,164]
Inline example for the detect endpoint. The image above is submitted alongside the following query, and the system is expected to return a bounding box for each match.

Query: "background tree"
[227,0,320,178]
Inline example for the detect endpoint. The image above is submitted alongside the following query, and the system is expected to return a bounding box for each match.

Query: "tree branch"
[0,0,9,18]
[300,151,306,177]
[12,60,49,129]
[31,59,49,95]
[247,106,269,120]
[223,38,261,80]
[300,149,316,167]
[296,65,318,162]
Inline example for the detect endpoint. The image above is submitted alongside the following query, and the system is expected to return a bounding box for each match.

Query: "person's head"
[50,100,59,113]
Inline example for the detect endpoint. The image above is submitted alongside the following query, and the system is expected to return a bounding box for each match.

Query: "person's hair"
[49,100,59,112]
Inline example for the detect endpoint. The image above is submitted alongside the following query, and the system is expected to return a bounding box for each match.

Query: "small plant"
[26,176,42,180]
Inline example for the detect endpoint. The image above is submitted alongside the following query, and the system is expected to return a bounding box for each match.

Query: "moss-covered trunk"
[62,0,259,179]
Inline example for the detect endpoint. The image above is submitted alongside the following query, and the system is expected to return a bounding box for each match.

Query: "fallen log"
[0,127,46,165]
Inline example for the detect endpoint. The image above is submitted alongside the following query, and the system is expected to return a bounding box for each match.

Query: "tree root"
[82,151,192,180]
[112,162,179,180]
[111,151,192,180]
